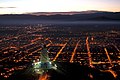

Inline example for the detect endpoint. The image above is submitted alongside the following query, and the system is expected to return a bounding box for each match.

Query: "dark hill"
[0,11,120,24]
[48,62,115,80]
[6,62,116,80]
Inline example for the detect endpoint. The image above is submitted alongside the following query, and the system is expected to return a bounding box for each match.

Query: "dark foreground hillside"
[2,62,119,80]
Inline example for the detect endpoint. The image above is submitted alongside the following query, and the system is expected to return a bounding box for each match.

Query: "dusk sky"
[0,0,120,14]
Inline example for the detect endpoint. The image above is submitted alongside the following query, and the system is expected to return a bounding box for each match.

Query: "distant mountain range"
[28,10,111,15]
[0,10,120,24]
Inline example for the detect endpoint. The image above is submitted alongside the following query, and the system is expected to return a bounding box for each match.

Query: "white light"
[49,62,52,64]
[33,60,35,62]
[55,64,57,67]
[38,62,41,64]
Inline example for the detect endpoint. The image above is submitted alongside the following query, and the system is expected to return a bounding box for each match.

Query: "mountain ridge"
[27,10,110,16]
[0,10,120,24]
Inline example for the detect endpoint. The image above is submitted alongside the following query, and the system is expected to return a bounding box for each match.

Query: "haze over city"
[0,0,120,14]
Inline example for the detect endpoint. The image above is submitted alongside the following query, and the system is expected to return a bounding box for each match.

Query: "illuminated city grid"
[0,24,120,79]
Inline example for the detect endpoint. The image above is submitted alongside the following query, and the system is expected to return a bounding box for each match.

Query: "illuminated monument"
[32,45,57,74]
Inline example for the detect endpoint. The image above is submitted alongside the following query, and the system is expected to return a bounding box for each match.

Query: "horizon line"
[0,10,120,15]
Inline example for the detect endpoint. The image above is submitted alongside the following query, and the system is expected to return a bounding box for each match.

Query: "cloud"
[0,7,16,8]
